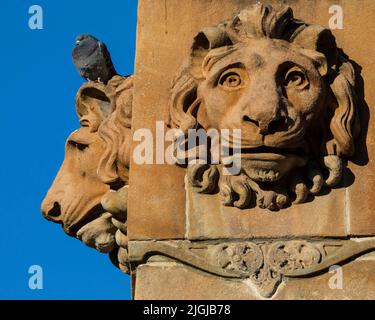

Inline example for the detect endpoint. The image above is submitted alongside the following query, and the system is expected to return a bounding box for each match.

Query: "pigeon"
[72,34,118,84]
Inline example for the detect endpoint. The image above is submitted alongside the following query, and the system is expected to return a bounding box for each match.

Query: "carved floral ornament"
[169,3,360,210]
[130,238,375,298]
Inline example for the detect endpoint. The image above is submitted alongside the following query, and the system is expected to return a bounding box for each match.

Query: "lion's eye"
[68,140,89,151]
[219,72,242,89]
[284,69,308,89]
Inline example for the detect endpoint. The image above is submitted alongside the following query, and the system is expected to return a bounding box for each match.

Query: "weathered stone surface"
[128,0,372,240]
[276,259,375,300]
[130,238,375,298]
[41,0,375,300]
[135,257,375,300]
[129,0,375,299]
[186,183,347,239]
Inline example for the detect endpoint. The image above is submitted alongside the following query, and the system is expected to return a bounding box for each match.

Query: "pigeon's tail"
[101,42,118,83]
[108,62,118,81]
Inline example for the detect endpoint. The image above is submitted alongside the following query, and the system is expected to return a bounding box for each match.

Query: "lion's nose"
[41,199,62,221]
[243,112,287,135]
[241,81,289,135]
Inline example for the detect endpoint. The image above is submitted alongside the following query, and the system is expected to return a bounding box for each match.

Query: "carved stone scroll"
[129,238,375,298]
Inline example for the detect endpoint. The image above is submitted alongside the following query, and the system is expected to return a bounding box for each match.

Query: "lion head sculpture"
[41,76,132,271]
[169,3,360,210]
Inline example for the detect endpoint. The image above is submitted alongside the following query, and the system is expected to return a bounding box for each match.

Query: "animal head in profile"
[41,77,133,243]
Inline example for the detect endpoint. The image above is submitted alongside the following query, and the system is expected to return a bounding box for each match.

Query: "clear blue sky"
[0,0,138,299]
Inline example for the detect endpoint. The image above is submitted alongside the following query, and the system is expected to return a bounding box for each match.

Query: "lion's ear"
[75,83,113,120]
[300,49,328,76]
[292,25,337,69]
[190,27,233,79]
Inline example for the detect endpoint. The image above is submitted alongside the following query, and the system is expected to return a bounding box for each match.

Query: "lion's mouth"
[222,146,306,162]
[64,203,106,236]
[240,146,306,160]
[221,146,308,181]
[43,201,106,236]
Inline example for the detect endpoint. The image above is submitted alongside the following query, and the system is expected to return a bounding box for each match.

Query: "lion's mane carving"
[97,76,133,187]
[169,3,360,210]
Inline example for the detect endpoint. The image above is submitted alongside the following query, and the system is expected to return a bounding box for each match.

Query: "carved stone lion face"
[169,4,360,210]
[42,77,133,239]
[42,126,108,235]
[195,38,329,182]
[41,84,111,235]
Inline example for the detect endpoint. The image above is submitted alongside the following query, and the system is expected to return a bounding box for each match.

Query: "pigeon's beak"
[76,40,81,46]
